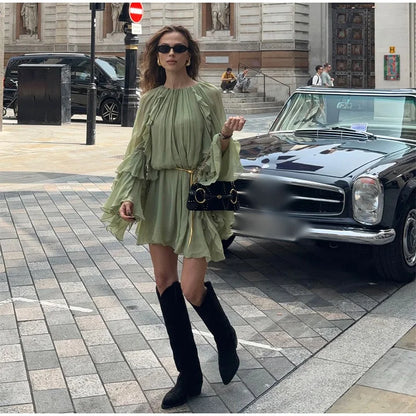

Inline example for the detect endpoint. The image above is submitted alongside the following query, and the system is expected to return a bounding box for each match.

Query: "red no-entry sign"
[129,2,143,23]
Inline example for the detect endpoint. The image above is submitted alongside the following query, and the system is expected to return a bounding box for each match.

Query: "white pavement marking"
[0,297,94,313]
[192,329,282,352]
[1,298,280,350]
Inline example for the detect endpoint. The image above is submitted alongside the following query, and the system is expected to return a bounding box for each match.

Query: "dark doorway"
[332,4,375,88]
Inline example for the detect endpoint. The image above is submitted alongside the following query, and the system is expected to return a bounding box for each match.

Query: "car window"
[41,57,64,65]
[6,60,21,79]
[71,59,91,82]
[96,57,125,80]
[272,94,327,130]
[7,57,43,79]
[401,97,416,139]
[7,56,84,79]
[272,92,416,141]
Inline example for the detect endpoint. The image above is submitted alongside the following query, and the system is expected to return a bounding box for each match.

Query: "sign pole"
[86,4,97,145]
[86,3,104,145]
[119,2,141,127]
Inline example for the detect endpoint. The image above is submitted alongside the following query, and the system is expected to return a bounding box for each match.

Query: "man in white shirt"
[312,65,323,86]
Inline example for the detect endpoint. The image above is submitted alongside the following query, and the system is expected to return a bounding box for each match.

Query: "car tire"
[222,234,235,251]
[100,98,121,124]
[374,201,416,283]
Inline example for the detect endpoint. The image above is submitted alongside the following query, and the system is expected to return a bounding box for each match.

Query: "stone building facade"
[3,2,309,103]
[309,3,416,89]
[2,3,416,105]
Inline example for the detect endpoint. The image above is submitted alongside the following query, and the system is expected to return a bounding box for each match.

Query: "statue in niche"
[211,3,230,33]
[21,3,38,36]
[111,3,124,33]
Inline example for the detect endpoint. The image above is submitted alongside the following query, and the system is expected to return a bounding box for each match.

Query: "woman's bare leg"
[180,257,207,306]
[149,244,179,294]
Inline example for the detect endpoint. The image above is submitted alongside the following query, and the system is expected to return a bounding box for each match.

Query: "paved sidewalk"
[244,281,416,413]
[0,115,415,413]
[328,323,416,413]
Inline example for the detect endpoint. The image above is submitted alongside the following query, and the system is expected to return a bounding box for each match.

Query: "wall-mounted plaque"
[206,56,229,64]
[384,54,400,80]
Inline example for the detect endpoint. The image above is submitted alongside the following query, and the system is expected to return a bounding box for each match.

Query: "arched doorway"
[332,3,375,88]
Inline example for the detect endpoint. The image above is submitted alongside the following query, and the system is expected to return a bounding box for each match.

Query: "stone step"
[225,104,282,115]
[222,95,275,103]
[219,89,261,95]
[223,100,281,109]
[221,91,266,98]
[219,87,282,115]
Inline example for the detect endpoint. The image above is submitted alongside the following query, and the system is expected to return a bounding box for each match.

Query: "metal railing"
[238,63,291,102]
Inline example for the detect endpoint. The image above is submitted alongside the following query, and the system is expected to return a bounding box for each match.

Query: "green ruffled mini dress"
[101,81,242,262]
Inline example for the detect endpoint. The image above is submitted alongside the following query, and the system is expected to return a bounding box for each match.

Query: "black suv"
[3,53,132,123]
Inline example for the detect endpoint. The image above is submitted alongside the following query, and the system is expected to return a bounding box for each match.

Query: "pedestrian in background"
[322,62,334,87]
[101,25,245,410]
[220,67,237,93]
[236,67,251,93]
[312,64,323,86]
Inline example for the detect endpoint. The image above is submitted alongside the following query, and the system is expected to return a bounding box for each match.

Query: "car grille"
[236,173,345,216]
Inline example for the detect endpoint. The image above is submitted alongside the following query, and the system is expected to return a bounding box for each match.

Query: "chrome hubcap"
[102,101,119,121]
[402,208,416,267]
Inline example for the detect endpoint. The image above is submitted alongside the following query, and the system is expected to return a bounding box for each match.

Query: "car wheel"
[222,234,235,251]
[100,98,121,124]
[2,107,6,117]
[374,201,416,283]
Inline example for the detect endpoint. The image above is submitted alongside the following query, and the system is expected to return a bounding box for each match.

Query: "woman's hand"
[221,116,246,138]
[119,201,135,222]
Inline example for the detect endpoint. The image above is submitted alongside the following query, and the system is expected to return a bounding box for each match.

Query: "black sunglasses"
[157,44,189,54]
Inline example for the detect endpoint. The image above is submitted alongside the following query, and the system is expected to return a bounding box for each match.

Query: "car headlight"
[352,176,383,225]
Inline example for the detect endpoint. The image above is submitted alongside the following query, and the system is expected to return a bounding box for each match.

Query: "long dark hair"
[140,25,201,93]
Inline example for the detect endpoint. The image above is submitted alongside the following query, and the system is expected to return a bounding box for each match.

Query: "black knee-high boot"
[157,281,203,409]
[192,281,239,385]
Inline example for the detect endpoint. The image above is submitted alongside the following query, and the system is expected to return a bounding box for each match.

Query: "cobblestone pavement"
[0,115,403,412]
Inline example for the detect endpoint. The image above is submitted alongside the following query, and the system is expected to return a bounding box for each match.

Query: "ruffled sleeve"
[101,90,161,240]
[193,83,243,185]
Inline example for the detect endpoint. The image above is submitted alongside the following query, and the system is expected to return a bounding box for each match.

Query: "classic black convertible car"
[230,87,416,283]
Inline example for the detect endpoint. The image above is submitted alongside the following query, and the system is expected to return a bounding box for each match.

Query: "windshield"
[96,57,125,80]
[271,92,416,141]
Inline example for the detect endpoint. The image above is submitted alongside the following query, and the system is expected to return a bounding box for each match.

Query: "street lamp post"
[86,3,105,145]
[119,3,139,127]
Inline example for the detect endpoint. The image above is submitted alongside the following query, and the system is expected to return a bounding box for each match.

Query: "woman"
[101,25,245,409]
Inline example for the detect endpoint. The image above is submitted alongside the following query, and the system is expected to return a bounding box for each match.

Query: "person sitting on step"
[220,67,237,93]
[236,68,250,93]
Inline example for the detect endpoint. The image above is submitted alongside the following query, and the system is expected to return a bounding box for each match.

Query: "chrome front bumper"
[232,211,396,245]
[299,225,395,245]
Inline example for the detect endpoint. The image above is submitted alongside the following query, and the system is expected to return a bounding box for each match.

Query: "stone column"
[0,2,4,131]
